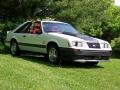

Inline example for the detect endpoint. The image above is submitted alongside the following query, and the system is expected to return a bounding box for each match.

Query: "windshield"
[43,22,80,36]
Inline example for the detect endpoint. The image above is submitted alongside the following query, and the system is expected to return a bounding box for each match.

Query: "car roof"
[42,20,68,24]
[26,20,68,24]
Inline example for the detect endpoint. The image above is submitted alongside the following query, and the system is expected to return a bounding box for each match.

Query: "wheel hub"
[49,48,58,62]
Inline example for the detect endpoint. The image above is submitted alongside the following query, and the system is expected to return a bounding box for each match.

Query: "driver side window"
[29,21,42,34]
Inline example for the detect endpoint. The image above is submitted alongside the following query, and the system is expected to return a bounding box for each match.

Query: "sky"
[115,0,120,6]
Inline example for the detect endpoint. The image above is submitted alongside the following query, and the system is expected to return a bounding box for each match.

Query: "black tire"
[47,45,61,64]
[86,62,99,66]
[10,40,20,56]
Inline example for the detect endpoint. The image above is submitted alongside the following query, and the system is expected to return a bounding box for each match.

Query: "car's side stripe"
[5,41,46,48]
[18,42,46,48]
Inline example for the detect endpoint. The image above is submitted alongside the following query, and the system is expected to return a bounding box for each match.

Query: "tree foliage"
[102,5,120,42]
[50,0,112,36]
[0,0,120,42]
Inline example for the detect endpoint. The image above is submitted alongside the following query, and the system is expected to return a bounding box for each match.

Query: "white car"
[5,20,112,65]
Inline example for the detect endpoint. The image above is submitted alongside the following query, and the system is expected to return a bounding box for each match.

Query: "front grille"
[87,42,100,48]
[75,50,111,56]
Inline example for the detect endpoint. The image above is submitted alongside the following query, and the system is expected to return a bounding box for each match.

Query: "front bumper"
[60,48,112,61]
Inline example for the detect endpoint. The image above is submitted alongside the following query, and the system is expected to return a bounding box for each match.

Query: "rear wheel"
[47,45,61,64]
[10,40,20,56]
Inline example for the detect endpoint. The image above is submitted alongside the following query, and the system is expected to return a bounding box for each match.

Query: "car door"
[14,22,33,51]
[22,32,47,53]
[16,21,47,53]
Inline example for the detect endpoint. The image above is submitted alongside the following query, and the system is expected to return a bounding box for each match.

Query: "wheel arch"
[47,41,59,51]
[10,38,18,45]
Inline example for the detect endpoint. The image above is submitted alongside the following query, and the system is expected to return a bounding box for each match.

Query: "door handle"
[23,35,26,37]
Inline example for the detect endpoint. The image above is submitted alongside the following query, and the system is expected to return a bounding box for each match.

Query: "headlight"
[72,41,78,46]
[101,43,109,48]
[78,42,83,47]
[72,41,83,47]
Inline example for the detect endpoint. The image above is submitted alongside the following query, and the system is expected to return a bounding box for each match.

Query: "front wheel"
[47,45,61,64]
[10,40,20,56]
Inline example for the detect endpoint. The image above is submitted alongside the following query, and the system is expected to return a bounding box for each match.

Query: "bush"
[0,19,25,45]
[0,31,4,45]
[0,31,2,40]
[0,23,4,31]
[111,37,120,58]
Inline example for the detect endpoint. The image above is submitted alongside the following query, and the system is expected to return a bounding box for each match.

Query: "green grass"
[0,53,120,90]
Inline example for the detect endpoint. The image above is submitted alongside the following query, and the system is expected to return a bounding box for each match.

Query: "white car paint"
[5,20,112,62]
[48,33,112,51]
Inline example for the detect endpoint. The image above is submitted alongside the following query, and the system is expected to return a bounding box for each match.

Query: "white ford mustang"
[5,20,112,65]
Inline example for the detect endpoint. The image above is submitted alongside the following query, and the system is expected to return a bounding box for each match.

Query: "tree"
[49,0,112,38]
[101,5,120,42]
[0,0,50,19]
[1,0,120,43]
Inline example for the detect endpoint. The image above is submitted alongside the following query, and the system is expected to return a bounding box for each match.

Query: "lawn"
[0,52,120,90]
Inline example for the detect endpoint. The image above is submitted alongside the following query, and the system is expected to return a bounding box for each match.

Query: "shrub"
[111,37,120,58]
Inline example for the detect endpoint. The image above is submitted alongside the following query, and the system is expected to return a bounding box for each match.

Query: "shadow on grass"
[0,43,104,69]
[17,54,104,69]
[0,41,11,54]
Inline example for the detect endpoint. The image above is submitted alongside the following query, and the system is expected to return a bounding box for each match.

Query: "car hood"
[48,33,105,43]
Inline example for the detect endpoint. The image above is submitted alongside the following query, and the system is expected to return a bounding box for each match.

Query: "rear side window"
[15,22,32,33]
[29,21,42,34]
